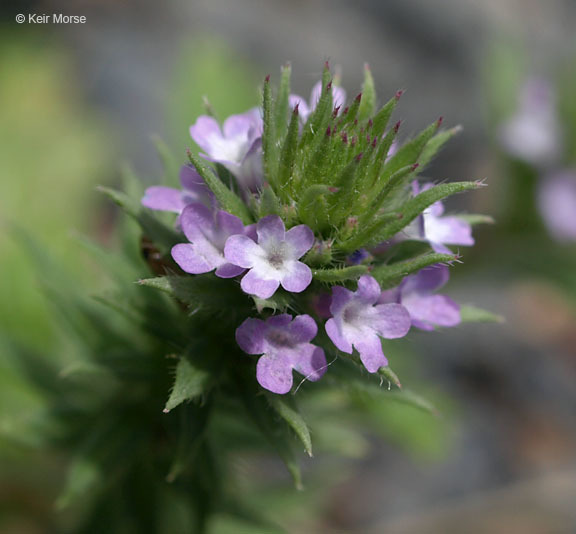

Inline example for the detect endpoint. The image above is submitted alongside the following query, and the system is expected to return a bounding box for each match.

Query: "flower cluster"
[141,64,482,394]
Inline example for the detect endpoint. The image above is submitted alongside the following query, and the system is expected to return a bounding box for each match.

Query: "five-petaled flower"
[172,203,255,278]
[406,181,474,254]
[224,215,314,299]
[189,108,263,191]
[236,314,327,394]
[379,264,461,331]
[325,275,411,373]
[142,165,214,214]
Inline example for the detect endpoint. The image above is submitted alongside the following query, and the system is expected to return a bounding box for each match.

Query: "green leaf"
[371,253,456,288]
[297,184,335,232]
[459,304,504,323]
[313,265,368,283]
[418,125,462,170]
[266,394,313,457]
[187,151,253,223]
[371,91,402,138]
[262,75,276,185]
[164,357,213,412]
[373,181,484,241]
[258,185,281,217]
[277,106,301,198]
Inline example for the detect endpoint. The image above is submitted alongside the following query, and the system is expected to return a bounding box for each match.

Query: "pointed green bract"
[357,64,376,121]
[266,394,313,457]
[418,125,462,170]
[460,305,504,323]
[371,253,456,288]
[164,357,213,412]
[313,265,368,282]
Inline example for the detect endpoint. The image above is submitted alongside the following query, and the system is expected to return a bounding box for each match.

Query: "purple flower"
[405,182,474,254]
[538,170,576,241]
[236,314,327,394]
[289,81,347,122]
[379,265,460,331]
[224,215,314,299]
[172,203,255,278]
[325,275,411,373]
[142,165,214,214]
[500,78,561,166]
[189,108,263,191]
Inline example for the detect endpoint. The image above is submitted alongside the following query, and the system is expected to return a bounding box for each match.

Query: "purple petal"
[354,333,388,373]
[325,318,353,354]
[236,318,266,354]
[190,116,222,154]
[179,203,214,243]
[356,275,382,304]
[371,303,411,339]
[142,186,184,213]
[215,263,245,278]
[256,352,294,394]
[265,314,293,329]
[404,294,461,330]
[425,215,474,247]
[240,269,280,299]
[329,286,354,317]
[378,287,401,304]
[291,345,327,382]
[257,215,285,246]
[286,314,318,344]
[280,261,312,293]
[216,210,245,237]
[402,265,450,295]
[171,243,213,274]
[223,108,262,139]
[538,172,576,241]
[180,165,204,190]
[224,235,261,268]
[285,225,315,258]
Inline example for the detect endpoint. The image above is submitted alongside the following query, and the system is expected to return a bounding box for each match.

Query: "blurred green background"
[1,1,576,532]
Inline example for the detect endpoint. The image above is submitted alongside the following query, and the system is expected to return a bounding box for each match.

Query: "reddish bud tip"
[355,93,362,102]
[366,134,371,144]
[328,186,339,193]
[185,147,192,156]
[371,137,378,148]
[350,136,357,147]
[332,105,341,118]
[412,163,420,171]
[326,126,332,136]
[394,120,402,133]
[395,90,404,100]
[436,116,443,128]
[341,132,348,144]
[368,118,373,129]
[356,153,364,162]
[324,60,330,70]
[327,81,333,91]
[293,103,300,115]
[342,106,350,115]
[353,119,358,126]
[265,74,270,83]
[364,62,371,72]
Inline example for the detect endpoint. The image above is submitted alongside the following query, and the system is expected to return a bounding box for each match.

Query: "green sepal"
[258,185,281,217]
[336,212,402,252]
[187,152,253,223]
[418,125,462,170]
[261,75,276,185]
[277,105,300,198]
[371,253,456,288]
[297,184,336,232]
[313,265,368,283]
[371,91,402,139]
[164,356,215,412]
[459,305,504,323]
[274,63,292,138]
[357,63,376,121]
[265,394,313,457]
[382,118,441,177]
[457,214,495,225]
[299,67,333,150]
[252,291,293,314]
[373,181,483,242]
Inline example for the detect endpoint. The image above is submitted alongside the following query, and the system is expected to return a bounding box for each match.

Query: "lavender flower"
[172,203,254,278]
[325,275,411,373]
[500,78,561,166]
[289,81,347,122]
[405,182,474,254]
[538,170,576,241]
[224,215,314,299]
[379,265,460,331]
[142,165,214,213]
[236,314,327,394]
[190,108,264,191]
